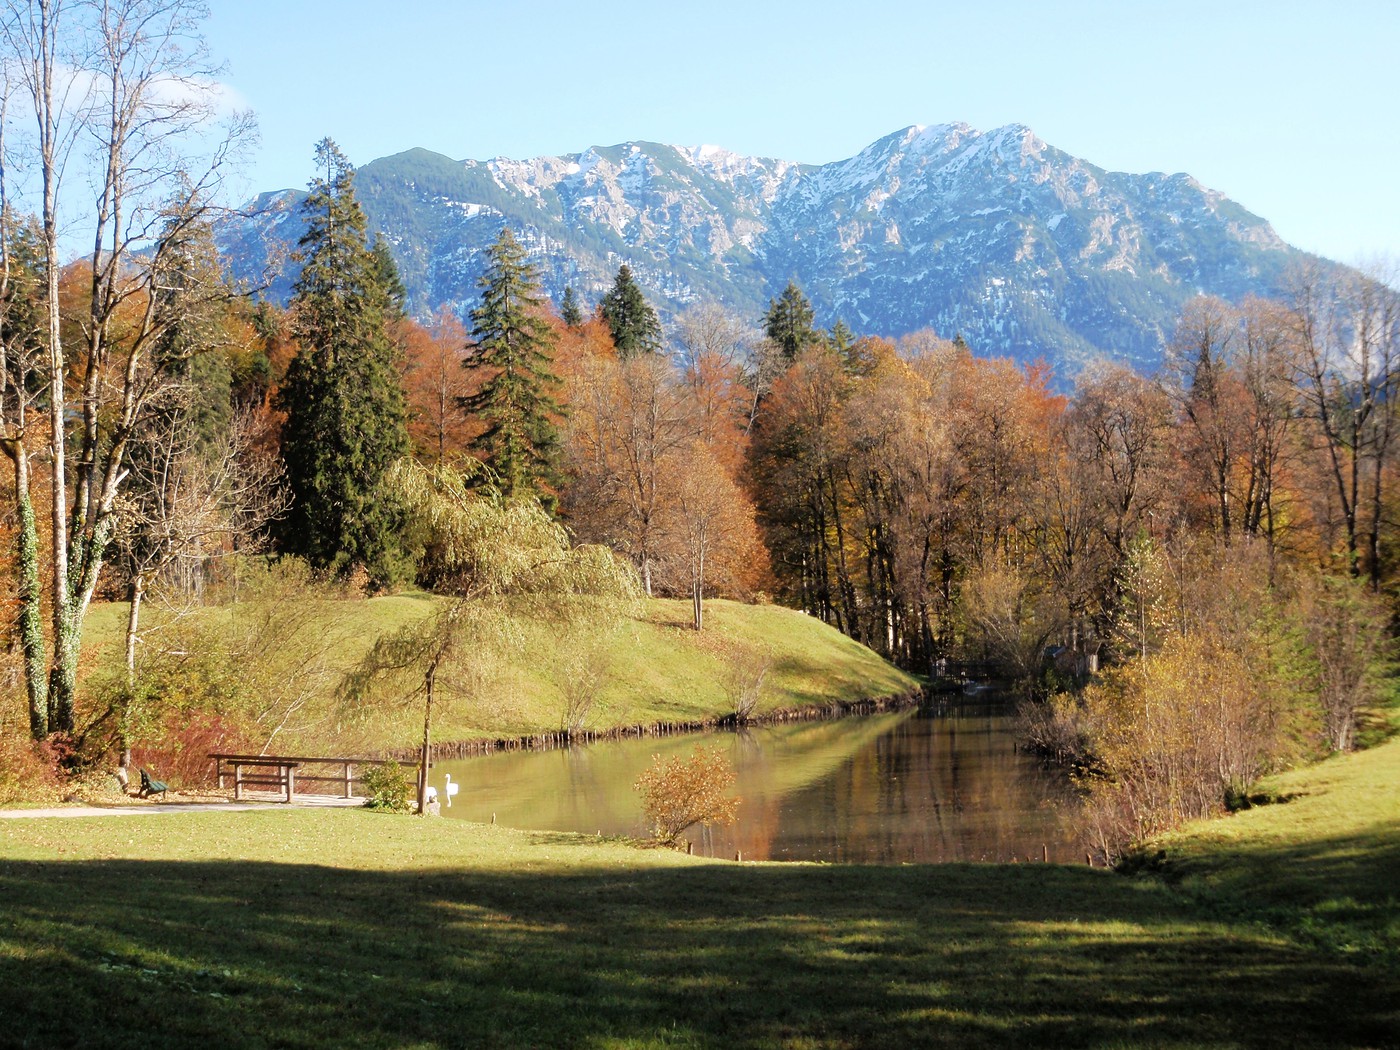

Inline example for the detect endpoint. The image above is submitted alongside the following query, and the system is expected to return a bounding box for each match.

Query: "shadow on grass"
[0,858,1396,1049]
[1166,827,1400,959]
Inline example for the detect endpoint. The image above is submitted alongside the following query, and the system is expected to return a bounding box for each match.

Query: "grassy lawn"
[2,729,1398,1050]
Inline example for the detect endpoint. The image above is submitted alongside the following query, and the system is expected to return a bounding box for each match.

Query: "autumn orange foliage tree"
[560,325,766,614]
[400,309,477,464]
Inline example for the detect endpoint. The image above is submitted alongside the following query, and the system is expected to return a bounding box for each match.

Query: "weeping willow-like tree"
[343,458,640,812]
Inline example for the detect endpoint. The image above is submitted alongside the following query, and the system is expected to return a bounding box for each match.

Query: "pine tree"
[461,227,563,503]
[827,318,870,375]
[277,139,410,584]
[764,280,817,361]
[560,285,583,328]
[828,318,854,355]
[600,264,662,358]
[370,236,407,321]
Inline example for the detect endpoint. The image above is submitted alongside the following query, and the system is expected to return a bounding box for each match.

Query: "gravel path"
[0,795,365,819]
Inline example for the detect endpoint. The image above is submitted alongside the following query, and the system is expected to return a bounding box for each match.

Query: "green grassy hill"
[82,595,918,753]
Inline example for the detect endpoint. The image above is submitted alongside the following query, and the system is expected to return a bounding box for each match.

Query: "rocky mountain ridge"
[217,121,1322,376]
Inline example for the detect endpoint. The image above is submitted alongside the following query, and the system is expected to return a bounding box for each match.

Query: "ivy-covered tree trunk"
[4,447,48,739]
[48,597,77,734]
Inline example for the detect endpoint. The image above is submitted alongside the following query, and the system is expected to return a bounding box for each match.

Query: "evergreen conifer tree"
[600,264,662,358]
[764,280,817,361]
[828,318,854,355]
[277,138,410,585]
[370,236,407,320]
[461,227,564,504]
[827,318,870,374]
[560,285,583,328]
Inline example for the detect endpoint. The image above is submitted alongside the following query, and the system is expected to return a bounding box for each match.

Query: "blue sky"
[206,0,1397,265]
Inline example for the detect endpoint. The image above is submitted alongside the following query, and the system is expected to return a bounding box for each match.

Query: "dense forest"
[0,1,1395,857]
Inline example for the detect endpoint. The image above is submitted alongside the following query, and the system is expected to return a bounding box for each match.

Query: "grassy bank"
[84,595,918,753]
[1150,725,1400,962]
[1,741,1397,1047]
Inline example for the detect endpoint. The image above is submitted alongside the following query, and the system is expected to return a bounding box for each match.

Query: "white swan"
[444,773,460,807]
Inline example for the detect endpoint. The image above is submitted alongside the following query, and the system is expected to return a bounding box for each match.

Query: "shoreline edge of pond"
[390,687,928,762]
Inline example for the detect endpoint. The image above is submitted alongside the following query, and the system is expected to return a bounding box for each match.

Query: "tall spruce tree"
[277,139,410,584]
[765,280,817,361]
[560,285,583,328]
[370,236,407,320]
[600,264,663,358]
[461,227,563,503]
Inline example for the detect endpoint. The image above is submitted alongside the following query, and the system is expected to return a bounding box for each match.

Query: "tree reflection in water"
[434,700,1084,864]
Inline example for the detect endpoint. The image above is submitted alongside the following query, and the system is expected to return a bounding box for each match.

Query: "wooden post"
[284,764,295,803]
[344,761,353,799]
[234,763,244,801]
[1042,843,1049,864]
[216,758,224,790]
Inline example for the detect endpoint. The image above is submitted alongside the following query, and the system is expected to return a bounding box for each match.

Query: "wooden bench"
[209,754,418,804]
[139,768,168,800]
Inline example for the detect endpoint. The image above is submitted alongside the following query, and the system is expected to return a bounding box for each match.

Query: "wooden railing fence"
[209,753,419,803]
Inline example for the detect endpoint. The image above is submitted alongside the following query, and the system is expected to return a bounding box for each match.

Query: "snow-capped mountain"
[217,122,1323,376]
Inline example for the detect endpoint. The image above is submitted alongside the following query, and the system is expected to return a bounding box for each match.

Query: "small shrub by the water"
[634,745,740,846]
[360,762,413,812]
[1073,630,1305,860]
[1016,694,1091,768]
[720,642,772,723]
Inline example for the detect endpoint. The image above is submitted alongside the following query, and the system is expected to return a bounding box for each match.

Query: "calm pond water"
[431,700,1085,864]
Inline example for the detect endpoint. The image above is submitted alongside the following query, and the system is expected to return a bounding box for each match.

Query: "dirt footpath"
[0,794,365,818]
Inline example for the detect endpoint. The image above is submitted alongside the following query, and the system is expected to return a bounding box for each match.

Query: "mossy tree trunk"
[2,445,48,739]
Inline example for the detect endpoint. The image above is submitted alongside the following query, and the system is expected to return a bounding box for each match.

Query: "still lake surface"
[432,700,1084,864]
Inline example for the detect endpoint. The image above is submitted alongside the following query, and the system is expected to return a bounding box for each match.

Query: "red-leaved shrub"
[132,712,255,790]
